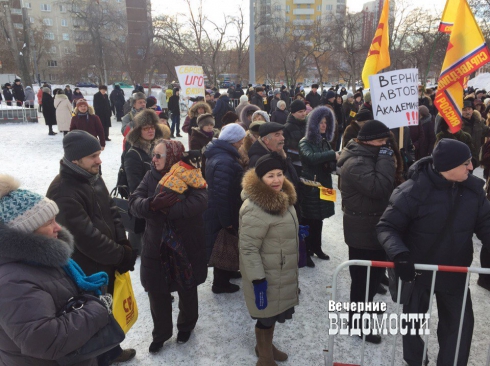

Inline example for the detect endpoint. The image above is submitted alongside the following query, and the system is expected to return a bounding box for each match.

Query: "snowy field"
[1,116,490,366]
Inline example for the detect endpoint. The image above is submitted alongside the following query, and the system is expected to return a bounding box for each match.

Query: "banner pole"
[399,127,404,149]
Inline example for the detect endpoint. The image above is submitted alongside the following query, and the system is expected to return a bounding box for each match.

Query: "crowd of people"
[2,79,490,366]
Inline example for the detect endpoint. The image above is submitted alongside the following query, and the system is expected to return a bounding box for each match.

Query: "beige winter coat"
[54,94,73,132]
[239,169,299,318]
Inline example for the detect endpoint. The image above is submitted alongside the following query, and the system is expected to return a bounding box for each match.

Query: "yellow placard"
[320,187,336,202]
[349,110,357,117]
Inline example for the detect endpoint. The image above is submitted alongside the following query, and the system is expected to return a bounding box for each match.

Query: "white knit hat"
[218,123,246,144]
[0,175,59,233]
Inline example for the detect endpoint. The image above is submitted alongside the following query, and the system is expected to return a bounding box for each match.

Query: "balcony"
[292,19,314,25]
[293,8,314,15]
[293,0,315,3]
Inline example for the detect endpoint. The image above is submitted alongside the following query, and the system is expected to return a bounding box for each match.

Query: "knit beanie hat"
[252,110,270,123]
[197,113,215,128]
[240,95,248,103]
[326,90,336,100]
[355,108,373,122]
[42,87,50,93]
[347,92,354,99]
[218,123,246,144]
[357,120,390,141]
[290,99,306,113]
[146,96,157,108]
[76,99,89,109]
[0,175,59,233]
[63,130,102,161]
[255,152,287,179]
[364,92,372,103]
[419,105,430,118]
[432,139,472,172]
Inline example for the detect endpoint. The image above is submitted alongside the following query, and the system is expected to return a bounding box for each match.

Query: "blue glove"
[253,279,268,310]
[299,225,310,240]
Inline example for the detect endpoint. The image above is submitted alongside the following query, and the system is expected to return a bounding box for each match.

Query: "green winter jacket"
[239,170,299,319]
[299,136,336,220]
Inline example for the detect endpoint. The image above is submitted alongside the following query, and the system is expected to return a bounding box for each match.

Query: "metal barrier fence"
[0,101,38,123]
[324,260,490,366]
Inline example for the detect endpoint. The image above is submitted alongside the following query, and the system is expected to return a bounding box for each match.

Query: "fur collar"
[240,104,260,128]
[130,137,154,155]
[241,169,297,215]
[73,105,95,115]
[306,106,335,144]
[0,225,74,267]
[189,102,212,118]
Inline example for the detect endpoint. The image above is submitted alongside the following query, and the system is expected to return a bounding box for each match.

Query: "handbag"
[112,271,138,333]
[208,227,239,271]
[110,187,145,234]
[388,186,462,304]
[56,295,125,366]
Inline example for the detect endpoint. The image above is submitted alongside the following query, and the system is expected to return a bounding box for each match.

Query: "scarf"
[201,129,214,139]
[77,112,89,120]
[63,157,100,185]
[159,140,185,175]
[63,259,108,295]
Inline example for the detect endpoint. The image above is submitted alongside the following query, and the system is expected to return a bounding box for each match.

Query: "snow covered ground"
[467,72,490,92]
[1,117,490,366]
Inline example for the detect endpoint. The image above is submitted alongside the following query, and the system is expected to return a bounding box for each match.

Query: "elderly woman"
[239,153,299,364]
[54,89,72,135]
[42,87,57,135]
[299,106,339,267]
[271,100,289,125]
[129,140,208,353]
[204,123,246,293]
[0,175,112,365]
[124,109,165,254]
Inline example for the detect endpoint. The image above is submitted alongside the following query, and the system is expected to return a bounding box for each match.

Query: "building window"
[48,74,58,81]
[47,60,58,67]
[307,4,310,8]
[295,15,299,20]
[49,46,57,53]
[286,16,290,22]
[11,8,22,14]
[59,5,66,12]
[43,18,53,26]
[44,32,55,40]
[62,33,69,40]
[286,5,290,12]
[306,14,310,19]
[317,5,321,11]
[317,15,321,21]
[14,23,23,29]
[64,47,70,54]
[296,4,300,8]
[40,3,51,11]
[29,17,34,23]
[61,19,67,26]
[23,2,32,9]
[274,4,281,11]
[326,4,333,10]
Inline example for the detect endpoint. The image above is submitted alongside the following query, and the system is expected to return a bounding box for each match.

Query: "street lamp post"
[249,0,255,85]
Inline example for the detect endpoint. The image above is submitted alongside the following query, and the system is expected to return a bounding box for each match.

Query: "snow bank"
[468,72,490,91]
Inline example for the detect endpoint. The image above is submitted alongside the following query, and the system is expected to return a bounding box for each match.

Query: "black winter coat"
[42,93,57,126]
[12,83,25,102]
[93,92,112,129]
[306,91,321,108]
[337,140,395,250]
[64,88,73,102]
[124,146,152,193]
[342,121,361,149]
[110,88,125,120]
[212,95,232,129]
[2,87,12,101]
[203,139,244,258]
[377,157,490,292]
[284,113,307,164]
[46,163,127,294]
[129,167,208,293]
[250,94,265,110]
[271,109,288,125]
[190,127,213,175]
[168,95,180,115]
[280,90,291,109]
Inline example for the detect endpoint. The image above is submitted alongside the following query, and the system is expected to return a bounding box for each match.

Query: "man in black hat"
[251,87,265,110]
[461,98,490,168]
[306,84,321,108]
[12,78,25,107]
[284,99,308,177]
[377,138,490,366]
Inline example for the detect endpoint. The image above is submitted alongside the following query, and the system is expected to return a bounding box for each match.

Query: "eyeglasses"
[152,153,166,159]
[142,126,155,132]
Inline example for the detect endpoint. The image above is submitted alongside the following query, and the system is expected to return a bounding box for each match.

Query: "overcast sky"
[151,0,447,25]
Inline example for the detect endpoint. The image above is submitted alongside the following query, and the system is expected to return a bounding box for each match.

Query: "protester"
[213,93,234,130]
[251,87,265,110]
[72,87,84,107]
[0,175,112,366]
[284,99,308,177]
[54,89,73,135]
[121,91,147,136]
[37,86,43,112]
[42,87,57,135]
[70,99,106,149]
[411,105,436,160]
[377,139,490,366]
[337,120,397,343]
[190,113,218,175]
[12,79,25,107]
[24,86,35,108]
[239,152,298,365]
[235,94,250,118]
[129,139,208,353]
[182,101,212,145]
[46,131,137,364]
[221,111,239,127]
[342,108,373,148]
[271,100,289,125]
[239,104,260,130]
[110,84,126,122]
[306,84,321,109]
[93,85,113,142]
[168,88,182,138]
[461,99,490,168]
[204,123,246,293]
[238,120,265,168]
[64,84,73,102]
[2,83,13,106]
[299,106,338,267]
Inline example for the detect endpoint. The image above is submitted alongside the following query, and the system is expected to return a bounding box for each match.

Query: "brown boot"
[255,327,278,366]
[255,325,288,361]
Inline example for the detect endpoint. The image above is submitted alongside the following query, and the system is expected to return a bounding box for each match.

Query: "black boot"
[314,250,330,260]
[306,255,315,268]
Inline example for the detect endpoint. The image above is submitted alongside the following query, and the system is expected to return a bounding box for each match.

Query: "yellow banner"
[320,187,336,202]
[438,0,459,33]
[435,0,490,133]
[361,0,391,89]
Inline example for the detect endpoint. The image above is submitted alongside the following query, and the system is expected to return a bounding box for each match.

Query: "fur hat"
[0,175,59,233]
[218,123,246,144]
[273,89,281,96]
[146,96,157,108]
[290,99,306,113]
[189,101,212,118]
[197,113,215,128]
[42,87,51,93]
[252,110,270,123]
[239,104,260,127]
[433,139,471,172]
[126,109,164,144]
[347,92,354,99]
[306,106,335,144]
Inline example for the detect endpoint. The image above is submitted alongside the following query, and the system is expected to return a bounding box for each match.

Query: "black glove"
[117,245,137,273]
[394,252,415,282]
[150,192,179,211]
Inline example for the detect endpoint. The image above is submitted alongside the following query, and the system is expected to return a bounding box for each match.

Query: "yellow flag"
[434,0,490,133]
[439,0,459,33]
[361,0,391,89]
